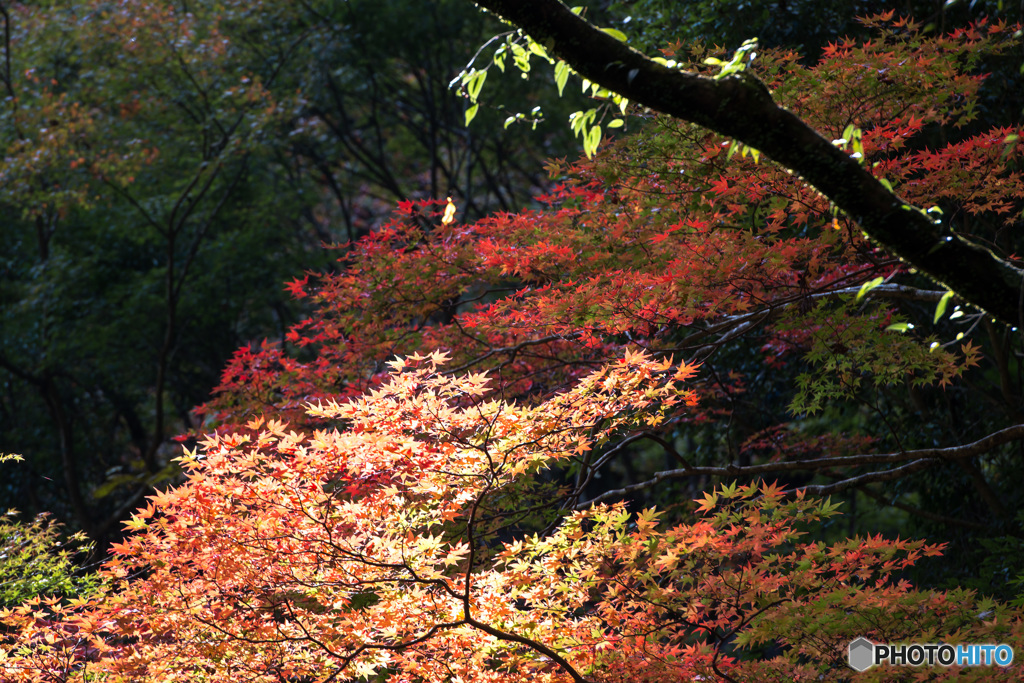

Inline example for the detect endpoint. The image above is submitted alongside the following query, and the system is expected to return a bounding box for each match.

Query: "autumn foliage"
[203,15,1019,429]
[3,352,1021,681]
[4,12,1024,683]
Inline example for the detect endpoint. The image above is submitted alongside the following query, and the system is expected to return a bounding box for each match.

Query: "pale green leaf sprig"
[860,281,970,347]
[461,69,487,126]
[900,201,946,226]
[453,9,636,156]
[706,39,767,164]
[725,139,762,164]
[933,290,955,324]
[453,28,555,128]
[703,37,759,80]
[567,73,631,158]
[832,123,865,163]
[923,290,973,352]
[856,276,885,303]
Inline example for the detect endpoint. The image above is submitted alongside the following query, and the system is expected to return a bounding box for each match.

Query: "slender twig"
[578,424,1024,508]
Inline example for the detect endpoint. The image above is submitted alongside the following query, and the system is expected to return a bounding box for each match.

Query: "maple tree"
[470,0,1024,325]
[3,354,1022,681]
[204,14,1023,499]
[4,5,1024,683]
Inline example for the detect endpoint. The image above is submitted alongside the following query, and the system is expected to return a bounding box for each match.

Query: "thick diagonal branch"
[474,0,1024,325]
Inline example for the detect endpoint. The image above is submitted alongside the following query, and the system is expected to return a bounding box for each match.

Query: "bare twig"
[578,424,1024,508]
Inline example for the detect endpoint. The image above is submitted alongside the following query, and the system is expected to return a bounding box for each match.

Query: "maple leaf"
[283,275,309,299]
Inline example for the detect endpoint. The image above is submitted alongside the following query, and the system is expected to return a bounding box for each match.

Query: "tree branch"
[578,424,1024,508]
[472,0,1024,325]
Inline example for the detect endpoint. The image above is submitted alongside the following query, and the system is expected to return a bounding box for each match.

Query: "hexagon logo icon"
[848,637,876,672]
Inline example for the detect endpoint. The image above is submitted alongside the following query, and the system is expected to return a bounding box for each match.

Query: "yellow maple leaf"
[441,196,457,224]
